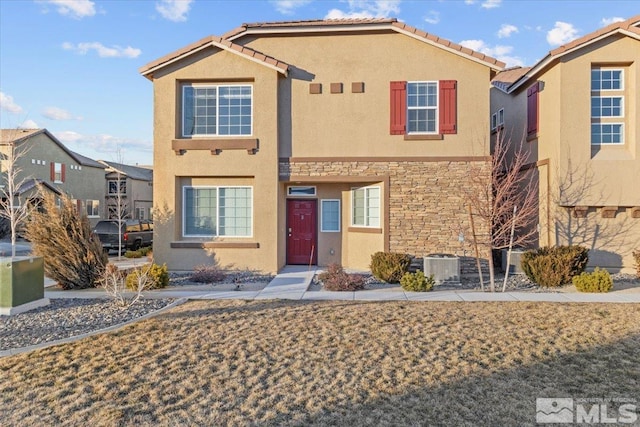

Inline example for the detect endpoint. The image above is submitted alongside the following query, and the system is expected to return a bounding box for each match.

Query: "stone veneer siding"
[280,159,492,276]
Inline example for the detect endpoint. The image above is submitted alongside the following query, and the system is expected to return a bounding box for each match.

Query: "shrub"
[318,263,365,291]
[125,263,169,290]
[139,246,152,256]
[190,264,226,283]
[633,250,640,279]
[400,270,435,292]
[124,250,143,258]
[521,245,589,288]
[370,252,411,283]
[572,268,613,293]
[25,191,107,290]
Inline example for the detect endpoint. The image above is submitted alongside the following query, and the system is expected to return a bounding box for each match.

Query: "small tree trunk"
[488,256,496,292]
[502,205,517,293]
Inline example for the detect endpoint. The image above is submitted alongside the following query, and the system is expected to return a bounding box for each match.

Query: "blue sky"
[1,0,637,165]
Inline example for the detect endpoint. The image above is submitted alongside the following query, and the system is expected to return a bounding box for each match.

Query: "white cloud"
[460,39,524,67]
[272,0,312,15]
[324,0,400,19]
[601,16,625,26]
[42,106,82,121]
[424,10,439,25]
[19,119,39,129]
[497,24,518,38]
[62,42,141,58]
[546,21,579,46]
[0,92,23,114]
[155,0,192,22]
[481,0,501,9]
[55,131,153,155]
[464,0,475,4]
[41,0,96,19]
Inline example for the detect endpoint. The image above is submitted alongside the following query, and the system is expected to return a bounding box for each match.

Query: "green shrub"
[124,250,143,258]
[400,270,434,292]
[125,263,169,290]
[521,245,589,288]
[190,264,226,283]
[25,192,107,290]
[633,250,640,279]
[139,246,152,256]
[572,268,613,293]
[370,252,411,283]
[318,263,365,291]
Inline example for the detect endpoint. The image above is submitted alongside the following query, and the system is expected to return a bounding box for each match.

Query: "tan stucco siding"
[151,47,281,273]
[243,32,491,158]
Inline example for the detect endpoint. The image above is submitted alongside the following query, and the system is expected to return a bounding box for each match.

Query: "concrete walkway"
[42,265,640,303]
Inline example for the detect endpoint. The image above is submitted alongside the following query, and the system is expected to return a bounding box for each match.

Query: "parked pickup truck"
[93,219,153,252]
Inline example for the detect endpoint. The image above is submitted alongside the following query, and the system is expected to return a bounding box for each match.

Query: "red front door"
[287,199,317,265]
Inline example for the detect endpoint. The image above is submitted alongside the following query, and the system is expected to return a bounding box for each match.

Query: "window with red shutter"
[439,80,457,134]
[527,82,539,137]
[50,162,55,181]
[390,81,407,135]
[61,164,66,182]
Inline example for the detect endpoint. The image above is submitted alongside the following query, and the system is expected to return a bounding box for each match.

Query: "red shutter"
[390,81,407,135]
[61,164,66,182]
[439,80,457,134]
[50,162,55,181]
[527,82,539,137]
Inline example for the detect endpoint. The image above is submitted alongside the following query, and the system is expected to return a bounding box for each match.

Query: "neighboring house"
[97,160,153,221]
[492,15,640,272]
[140,18,505,273]
[0,128,106,226]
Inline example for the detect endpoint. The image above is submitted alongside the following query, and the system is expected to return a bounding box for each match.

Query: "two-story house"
[140,19,504,273]
[0,128,106,226]
[492,15,640,273]
[98,160,153,221]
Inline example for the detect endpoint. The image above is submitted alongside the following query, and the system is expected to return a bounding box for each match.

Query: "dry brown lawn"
[1,300,639,426]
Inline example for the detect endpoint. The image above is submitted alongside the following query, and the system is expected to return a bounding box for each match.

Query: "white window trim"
[592,68,624,92]
[591,123,625,145]
[182,83,254,138]
[182,185,253,238]
[497,108,504,126]
[108,179,127,195]
[590,96,624,118]
[53,162,63,184]
[407,81,439,135]
[86,200,100,218]
[491,113,497,130]
[320,199,341,233]
[287,186,317,197]
[351,186,381,228]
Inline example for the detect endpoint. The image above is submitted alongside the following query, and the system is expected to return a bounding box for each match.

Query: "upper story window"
[182,84,252,137]
[407,82,438,134]
[591,67,624,145]
[108,179,127,195]
[51,162,64,183]
[390,80,457,136]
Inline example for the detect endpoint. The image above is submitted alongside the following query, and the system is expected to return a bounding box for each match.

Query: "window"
[287,186,316,197]
[527,82,540,137]
[52,162,64,183]
[407,82,438,134]
[591,68,624,146]
[183,186,252,237]
[86,200,100,217]
[491,113,497,130]
[498,108,504,126]
[591,124,624,145]
[352,186,380,227]
[108,179,127,195]
[390,80,457,136]
[182,84,252,137]
[135,207,146,220]
[321,200,340,232]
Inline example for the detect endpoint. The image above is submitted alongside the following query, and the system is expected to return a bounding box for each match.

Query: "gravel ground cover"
[168,270,275,292]
[1,299,639,426]
[0,298,175,351]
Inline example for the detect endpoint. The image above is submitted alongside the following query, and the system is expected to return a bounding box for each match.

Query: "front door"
[287,199,317,265]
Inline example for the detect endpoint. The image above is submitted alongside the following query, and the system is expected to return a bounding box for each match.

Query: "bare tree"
[467,131,539,291]
[0,136,32,257]
[105,148,129,259]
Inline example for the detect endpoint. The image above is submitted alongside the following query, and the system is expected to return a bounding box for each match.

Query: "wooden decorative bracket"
[571,206,588,218]
[172,138,259,155]
[600,206,618,219]
[628,207,640,219]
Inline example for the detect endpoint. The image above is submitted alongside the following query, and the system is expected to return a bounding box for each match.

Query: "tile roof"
[223,18,505,70]
[506,14,640,93]
[139,36,290,80]
[491,66,532,92]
